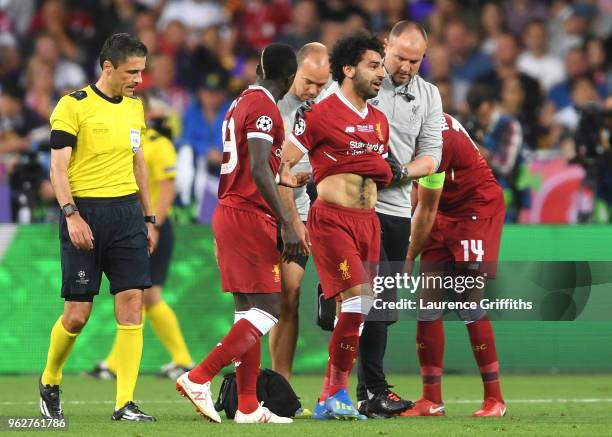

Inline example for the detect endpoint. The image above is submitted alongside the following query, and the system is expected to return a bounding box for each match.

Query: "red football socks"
[328,312,362,396]
[416,320,445,403]
[319,359,331,401]
[189,319,261,384]
[467,316,504,402]
[236,336,261,414]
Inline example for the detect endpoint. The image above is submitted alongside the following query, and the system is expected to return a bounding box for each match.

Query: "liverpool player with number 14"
[175,43,310,424]
[404,113,506,417]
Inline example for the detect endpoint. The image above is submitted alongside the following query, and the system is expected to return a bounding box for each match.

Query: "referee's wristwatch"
[144,215,156,224]
[62,203,78,217]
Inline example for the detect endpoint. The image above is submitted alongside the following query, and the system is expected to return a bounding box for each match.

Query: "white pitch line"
[4,398,612,406]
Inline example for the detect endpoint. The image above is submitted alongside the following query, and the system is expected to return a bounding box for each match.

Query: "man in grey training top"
[357,21,443,418]
[271,42,330,381]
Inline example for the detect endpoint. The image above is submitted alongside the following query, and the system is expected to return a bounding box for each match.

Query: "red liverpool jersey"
[288,90,392,189]
[217,85,285,218]
[437,113,504,219]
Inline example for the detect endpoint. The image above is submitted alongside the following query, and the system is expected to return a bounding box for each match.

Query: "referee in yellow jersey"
[92,95,194,380]
[39,33,156,422]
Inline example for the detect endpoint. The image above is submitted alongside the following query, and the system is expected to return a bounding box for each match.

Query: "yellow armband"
[417,171,445,189]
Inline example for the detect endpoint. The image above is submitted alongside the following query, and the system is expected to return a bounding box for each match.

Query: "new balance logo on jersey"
[344,126,355,133]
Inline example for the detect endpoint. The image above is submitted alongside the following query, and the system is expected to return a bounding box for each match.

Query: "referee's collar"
[91,84,123,104]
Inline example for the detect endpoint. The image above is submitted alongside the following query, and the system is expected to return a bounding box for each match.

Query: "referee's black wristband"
[144,215,156,224]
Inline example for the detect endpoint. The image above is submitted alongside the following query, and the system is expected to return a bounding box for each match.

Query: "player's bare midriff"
[317,173,377,209]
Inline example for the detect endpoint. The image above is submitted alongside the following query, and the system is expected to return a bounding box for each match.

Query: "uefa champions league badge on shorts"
[130,128,141,153]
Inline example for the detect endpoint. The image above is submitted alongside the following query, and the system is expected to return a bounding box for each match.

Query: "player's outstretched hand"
[280,221,305,263]
[66,213,94,251]
[278,160,311,187]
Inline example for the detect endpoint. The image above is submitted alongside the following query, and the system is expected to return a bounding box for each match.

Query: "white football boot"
[234,403,293,424]
[175,372,221,423]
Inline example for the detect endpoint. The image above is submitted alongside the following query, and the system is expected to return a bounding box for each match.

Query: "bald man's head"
[297,42,328,65]
[389,21,428,43]
[385,21,428,85]
[291,42,330,101]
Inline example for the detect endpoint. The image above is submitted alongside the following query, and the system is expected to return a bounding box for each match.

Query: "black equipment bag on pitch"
[214,368,301,419]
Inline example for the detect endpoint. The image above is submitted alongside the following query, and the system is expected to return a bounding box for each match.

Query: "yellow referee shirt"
[49,84,146,197]
[142,128,177,213]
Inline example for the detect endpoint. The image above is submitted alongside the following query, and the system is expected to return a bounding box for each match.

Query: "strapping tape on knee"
[341,295,374,315]
[243,308,278,335]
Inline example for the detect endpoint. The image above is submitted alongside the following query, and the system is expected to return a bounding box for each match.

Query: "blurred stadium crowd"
[0,0,610,224]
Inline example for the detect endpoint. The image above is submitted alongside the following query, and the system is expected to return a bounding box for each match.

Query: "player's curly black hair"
[329,31,384,85]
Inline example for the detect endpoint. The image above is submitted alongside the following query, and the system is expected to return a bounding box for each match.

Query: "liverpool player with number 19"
[283,32,403,420]
[176,43,309,424]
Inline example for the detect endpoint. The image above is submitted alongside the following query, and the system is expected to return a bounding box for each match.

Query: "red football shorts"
[421,209,504,277]
[213,204,281,293]
[307,199,380,300]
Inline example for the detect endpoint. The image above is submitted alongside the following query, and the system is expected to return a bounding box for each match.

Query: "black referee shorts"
[276,221,309,270]
[60,193,152,301]
[150,220,174,286]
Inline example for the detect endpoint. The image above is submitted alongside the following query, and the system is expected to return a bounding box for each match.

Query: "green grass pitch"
[2,374,611,436]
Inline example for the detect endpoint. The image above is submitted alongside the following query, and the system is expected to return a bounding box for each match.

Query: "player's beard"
[353,70,379,100]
